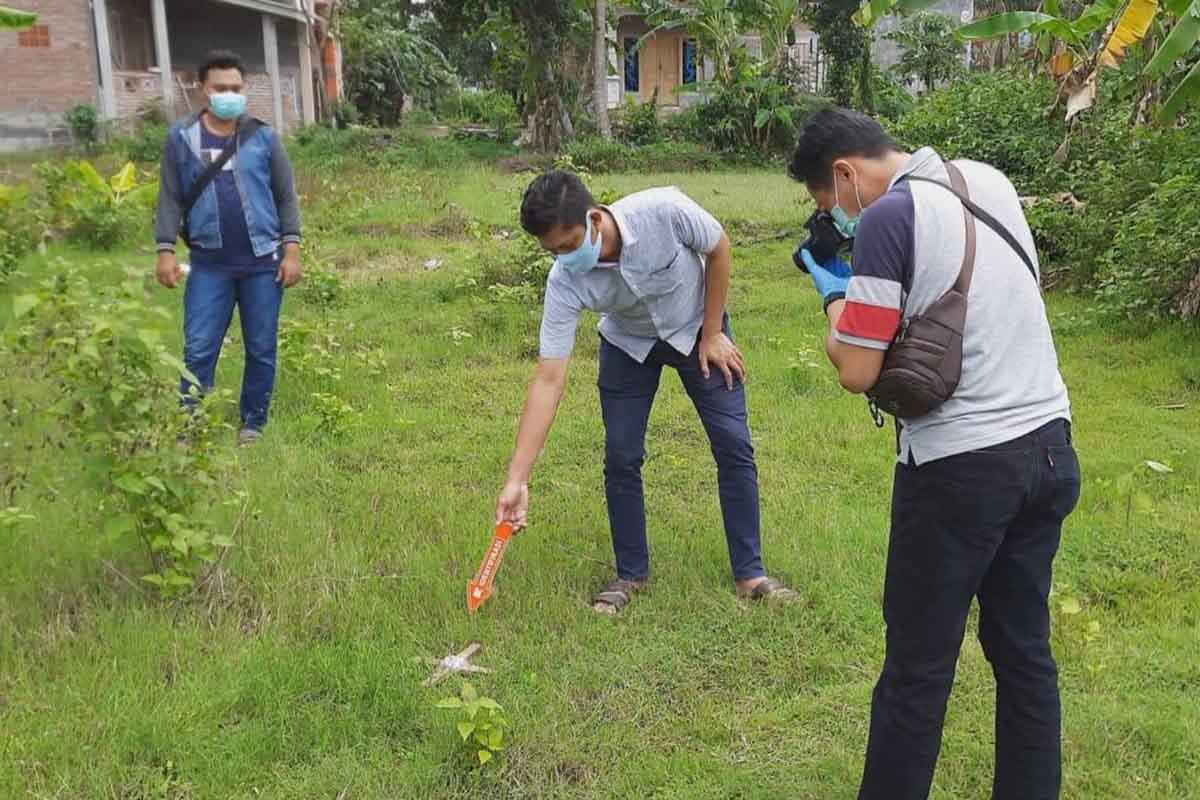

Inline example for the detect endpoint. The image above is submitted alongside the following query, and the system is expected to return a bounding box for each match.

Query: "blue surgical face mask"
[209,91,247,121]
[831,167,865,238]
[557,213,602,275]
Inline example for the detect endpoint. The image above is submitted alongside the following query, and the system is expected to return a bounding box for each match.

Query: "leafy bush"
[1096,175,1200,318]
[330,100,361,129]
[437,89,519,135]
[341,15,455,125]
[475,230,554,299]
[867,67,916,122]
[65,104,101,149]
[616,95,662,145]
[5,269,236,594]
[885,11,965,94]
[690,61,826,157]
[436,682,510,767]
[114,122,169,164]
[889,72,1068,195]
[52,162,157,249]
[0,184,46,282]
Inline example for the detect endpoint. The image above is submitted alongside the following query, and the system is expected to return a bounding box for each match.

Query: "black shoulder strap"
[180,118,263,222]
[903,170,1039,285]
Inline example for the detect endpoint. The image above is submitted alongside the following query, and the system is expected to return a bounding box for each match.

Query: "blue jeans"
[181,267,283,431]
[859,419,1081,800]
[597,320,765,582]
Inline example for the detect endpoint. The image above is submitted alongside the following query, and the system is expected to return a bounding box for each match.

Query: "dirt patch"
[497,154,550,174]
[353,204,476,240]
[353,222,407,238]
[335,253,427,282]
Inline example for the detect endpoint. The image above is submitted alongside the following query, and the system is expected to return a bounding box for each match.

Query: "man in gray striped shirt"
[494,171,797,613]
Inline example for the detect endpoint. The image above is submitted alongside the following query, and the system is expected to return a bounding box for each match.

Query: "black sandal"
[592,578,646,614]
[741,577,801,603]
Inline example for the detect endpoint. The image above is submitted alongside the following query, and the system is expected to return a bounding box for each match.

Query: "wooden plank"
[150,0,175,120]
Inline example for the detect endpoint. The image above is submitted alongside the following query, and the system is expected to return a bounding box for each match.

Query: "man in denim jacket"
[154,50,303,445]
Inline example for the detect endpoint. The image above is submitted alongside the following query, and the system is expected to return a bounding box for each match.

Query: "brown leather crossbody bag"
[866,162,1038,423]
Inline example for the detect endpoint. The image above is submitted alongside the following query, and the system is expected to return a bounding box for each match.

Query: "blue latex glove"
[800,248,852,310]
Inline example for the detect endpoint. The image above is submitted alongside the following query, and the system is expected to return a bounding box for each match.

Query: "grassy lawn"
[1,151,1198,799]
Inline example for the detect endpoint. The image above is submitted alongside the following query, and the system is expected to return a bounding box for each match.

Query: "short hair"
[198,50,246,84]
[789,108,900,189]
[520,170,595,237]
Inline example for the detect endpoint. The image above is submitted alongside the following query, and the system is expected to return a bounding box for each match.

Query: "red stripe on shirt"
[838,300,902,344]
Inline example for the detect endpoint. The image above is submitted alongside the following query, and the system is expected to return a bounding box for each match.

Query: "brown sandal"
[740,577,801,603]
[592,578,646,614]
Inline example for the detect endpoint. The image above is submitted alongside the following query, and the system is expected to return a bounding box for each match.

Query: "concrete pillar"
[262,15,284,130]
[297,21,316,125]
[90,0,118,119]
[150,0,175,120]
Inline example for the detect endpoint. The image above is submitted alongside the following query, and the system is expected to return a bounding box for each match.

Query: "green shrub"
[115,122,169,164]
[437,88,519,134]
[65,104,101,149]
[52,161,157,249]
[689,62,826,157]
[562,136,635,173]
[0,184,45,282]
[1096,175,1200,318]
[867,67,916,122]
[6,269,237,594]
[616,95,662,145]
[475,231,553,299]
[330,99,361,128]
[889,72,1067,195]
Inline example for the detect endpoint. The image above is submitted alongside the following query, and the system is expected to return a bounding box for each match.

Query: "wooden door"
[639,32,682,104]
[658,33,681,102]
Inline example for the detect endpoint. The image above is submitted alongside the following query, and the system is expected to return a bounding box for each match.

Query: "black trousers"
[859,419,1081,800]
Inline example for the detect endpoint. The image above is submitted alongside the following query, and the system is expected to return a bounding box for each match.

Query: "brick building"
[0,0,331,151]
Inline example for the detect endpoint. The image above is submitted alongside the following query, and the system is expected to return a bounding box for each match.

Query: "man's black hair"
[199,50,246,84]
[789,108,901,189]
[520,170,595,237]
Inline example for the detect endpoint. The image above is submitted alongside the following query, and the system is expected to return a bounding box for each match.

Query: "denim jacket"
[154,112,301,256]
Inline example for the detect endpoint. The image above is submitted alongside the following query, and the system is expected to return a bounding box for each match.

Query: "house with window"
[610,1,973,109]
[611,6,820,109]
[0,0,342,152]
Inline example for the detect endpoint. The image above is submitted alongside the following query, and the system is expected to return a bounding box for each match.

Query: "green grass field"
[2,153,1198,799]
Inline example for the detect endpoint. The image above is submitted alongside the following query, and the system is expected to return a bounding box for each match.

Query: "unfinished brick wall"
[0,0,98,116]
[114,69,302,132]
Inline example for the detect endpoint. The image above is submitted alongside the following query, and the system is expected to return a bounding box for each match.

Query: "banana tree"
[0,7,37,28]
[855,0,1200,122]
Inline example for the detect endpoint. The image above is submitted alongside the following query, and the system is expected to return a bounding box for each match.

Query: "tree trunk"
[532,63,565,152]
[593,0,611,138]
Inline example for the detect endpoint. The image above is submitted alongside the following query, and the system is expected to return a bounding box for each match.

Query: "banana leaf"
[1145,0,1200,75]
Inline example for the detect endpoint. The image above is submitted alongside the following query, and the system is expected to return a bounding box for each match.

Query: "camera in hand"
[793,210,852,273]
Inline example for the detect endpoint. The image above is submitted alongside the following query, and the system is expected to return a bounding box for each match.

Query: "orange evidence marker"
[467,522,515,613]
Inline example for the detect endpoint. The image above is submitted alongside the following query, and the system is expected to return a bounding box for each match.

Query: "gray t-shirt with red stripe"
[835,147,1071,465]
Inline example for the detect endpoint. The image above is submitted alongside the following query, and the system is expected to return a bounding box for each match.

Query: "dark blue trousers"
[597,323,765,583]
[859,419,1081,800]
[181,267,283,431]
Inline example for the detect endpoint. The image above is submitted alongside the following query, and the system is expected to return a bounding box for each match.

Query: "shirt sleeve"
[835,186,914,351]
[538,268,585,360]
[668,190,724,254]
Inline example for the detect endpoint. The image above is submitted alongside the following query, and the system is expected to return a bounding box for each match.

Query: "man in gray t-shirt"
[495,170,797,614]
[792,109,1081,800]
